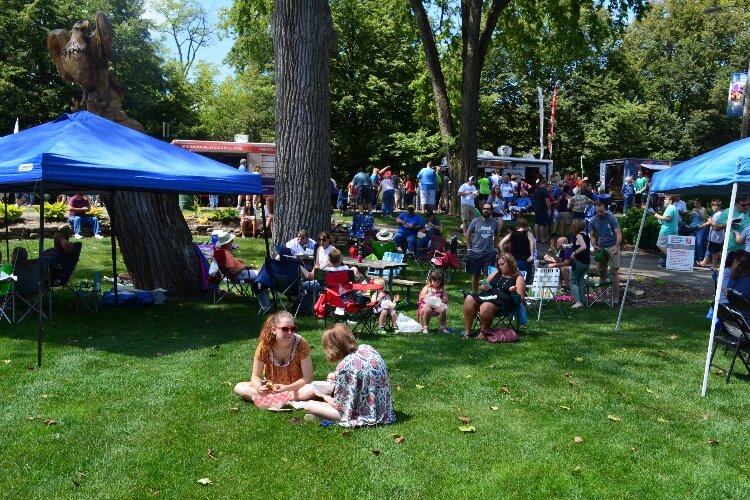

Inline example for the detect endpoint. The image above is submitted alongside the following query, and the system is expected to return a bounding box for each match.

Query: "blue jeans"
[623,195,634,214]
[381,189,395,216]
[208,195,219,208]
[694,227,707,261]
[393,233,418,253]
[69,215,101,236]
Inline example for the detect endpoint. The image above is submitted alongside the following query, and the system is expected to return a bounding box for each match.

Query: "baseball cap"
[469,176,476,182]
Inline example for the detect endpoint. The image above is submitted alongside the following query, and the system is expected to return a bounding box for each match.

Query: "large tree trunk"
[272,0,334,246]
[105,192,200,295]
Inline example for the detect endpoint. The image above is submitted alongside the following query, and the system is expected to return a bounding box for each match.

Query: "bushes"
[37,202,104,221]
[0,204,23,223]
[209,207,239,223]
[620,207,660,250]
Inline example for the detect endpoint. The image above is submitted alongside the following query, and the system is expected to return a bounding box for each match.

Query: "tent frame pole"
[4,193,8,261]
[616,194,652,331]
[701,182,738,396]
[110,208,118,306]
[37,186,44,367]
[258,196,277,310]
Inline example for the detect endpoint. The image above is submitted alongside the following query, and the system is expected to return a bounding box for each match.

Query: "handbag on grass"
[485,327,520,343]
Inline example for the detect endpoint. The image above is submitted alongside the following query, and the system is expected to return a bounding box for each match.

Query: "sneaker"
[377,327,387,334]
[571,302,584,309]
[421,327,429,335]
[94,234,104,240]
[73,233,83,240]
[438,326,450,334]
[303,413,319,422]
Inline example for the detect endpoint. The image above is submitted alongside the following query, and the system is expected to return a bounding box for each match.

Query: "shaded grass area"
[2,234,749,498]
[2,292,750,498]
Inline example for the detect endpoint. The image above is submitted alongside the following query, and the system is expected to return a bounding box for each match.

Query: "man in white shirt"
[490,170,501,190]
[458,176,479,236]
[673,195,688,215]
[500,175,515,211]
[286,229,316,256]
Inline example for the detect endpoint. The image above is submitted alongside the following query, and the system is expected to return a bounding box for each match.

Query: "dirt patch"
[620,275,711,307]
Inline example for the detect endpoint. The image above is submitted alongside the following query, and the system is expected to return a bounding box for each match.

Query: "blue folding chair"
[257,257,307,317]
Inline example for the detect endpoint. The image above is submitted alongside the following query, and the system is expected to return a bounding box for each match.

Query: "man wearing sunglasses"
[466,203,501,293]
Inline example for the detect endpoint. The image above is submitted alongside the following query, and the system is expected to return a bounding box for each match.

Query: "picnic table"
[342,256,407,294]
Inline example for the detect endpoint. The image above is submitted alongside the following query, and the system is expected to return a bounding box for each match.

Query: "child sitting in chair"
[418,270,449,334]
[372,277,399,334]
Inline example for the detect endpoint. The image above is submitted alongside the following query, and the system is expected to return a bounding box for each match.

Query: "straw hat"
[216,231,236,246]
[376,228,394,241]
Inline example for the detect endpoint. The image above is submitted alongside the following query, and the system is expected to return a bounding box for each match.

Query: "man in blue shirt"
[352,167,373,213]
[417,161,438,211]
[393,205,424,253]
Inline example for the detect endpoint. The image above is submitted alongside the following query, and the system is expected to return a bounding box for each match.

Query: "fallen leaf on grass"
[207,449,217,460]
[229,406,240,412]
[458,417,472,424]
[568,379,577,385]
[707,438,719,446]
[656,417,669,424]
[464,374,472,379]
[458,426,476,433]
[573,436,583,444]
[564,372,572,377]
[574,357,584,362]
[289,418,303,425]
[489,406,499,411]
[155,352,164,357]
[631,447,638,453]
[646,388,656,394]
[26,365,35,371]
[607,415,621,422]
[370,449,381,456]
[43,418,58,425]
[197,478,212,485]
[670,335,678,340]
[559,405,571,411]
[392,434,405,444]
[76,472,87,478]
[489,364,496,369]
[501,385,511,395]
[3,359,10,364]
[340,430,351,437]
[571,466,583,476]
[28,416,40,420]
[415,384,424,390]
[395,385,402,392]
[222,381,232,386]
[398,355,403,360]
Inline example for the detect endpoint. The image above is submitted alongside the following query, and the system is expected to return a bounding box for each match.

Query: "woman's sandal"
[460,331,473,339]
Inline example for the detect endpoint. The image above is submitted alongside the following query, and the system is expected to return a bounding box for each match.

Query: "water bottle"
[357,253,363,263]
[210,232,219,246]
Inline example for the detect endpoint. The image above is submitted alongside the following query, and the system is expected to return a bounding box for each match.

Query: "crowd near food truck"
[171,135,276,204]
[598,158,679,192]
[476,147,554,182]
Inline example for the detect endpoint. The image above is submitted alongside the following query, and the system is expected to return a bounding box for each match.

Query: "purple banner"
[727,72,747,117]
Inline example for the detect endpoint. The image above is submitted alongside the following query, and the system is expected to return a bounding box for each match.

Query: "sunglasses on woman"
[276,325,297,333]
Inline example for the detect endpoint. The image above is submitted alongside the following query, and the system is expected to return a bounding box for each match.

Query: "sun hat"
[407,204,415,210]
[376,228,395,241]
[216,231,236,246]
[469,176,476,182]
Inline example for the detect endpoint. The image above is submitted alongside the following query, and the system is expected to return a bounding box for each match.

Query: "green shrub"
[0,203,23,223]
[37,202,69,221]
[620,207,660,250]
[209,207,239,223]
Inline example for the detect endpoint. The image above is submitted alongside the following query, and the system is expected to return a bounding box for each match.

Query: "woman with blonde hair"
[233,311,315,402]
[304,324,395,427]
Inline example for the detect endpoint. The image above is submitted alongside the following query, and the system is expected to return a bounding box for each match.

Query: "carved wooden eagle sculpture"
[47,11,125,110]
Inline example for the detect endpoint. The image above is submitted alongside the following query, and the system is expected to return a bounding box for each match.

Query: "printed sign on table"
[666,235,695,271]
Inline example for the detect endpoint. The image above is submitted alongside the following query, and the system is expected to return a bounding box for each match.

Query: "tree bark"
[272,0,334,246]
[105,192,200,294]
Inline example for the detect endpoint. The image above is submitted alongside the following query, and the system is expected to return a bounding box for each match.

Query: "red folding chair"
[316,270,381,335]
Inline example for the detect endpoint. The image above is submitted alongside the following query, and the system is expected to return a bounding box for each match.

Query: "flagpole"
[13,118,19,134]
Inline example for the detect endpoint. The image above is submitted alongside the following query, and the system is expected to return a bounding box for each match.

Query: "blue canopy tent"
[617,136,750,396]
[0,111,267,366]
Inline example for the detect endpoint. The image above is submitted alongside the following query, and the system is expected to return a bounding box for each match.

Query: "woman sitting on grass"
[305,324,396,427]
[234,311,316,402]
[462,254,526,339]
[418,270,449,334]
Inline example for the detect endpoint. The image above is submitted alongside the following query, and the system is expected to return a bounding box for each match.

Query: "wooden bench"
[390,278,422,305]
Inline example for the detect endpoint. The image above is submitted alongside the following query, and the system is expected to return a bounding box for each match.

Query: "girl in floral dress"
[418,270,449,334]
[304,324,396,427]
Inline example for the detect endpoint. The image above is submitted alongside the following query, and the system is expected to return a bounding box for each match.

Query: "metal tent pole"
[616,193,651,331]
[111,213,118,306]
[37,185,44,367]
[259,195,278,310]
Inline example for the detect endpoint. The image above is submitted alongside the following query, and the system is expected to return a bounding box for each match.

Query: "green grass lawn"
[1,235,749,498]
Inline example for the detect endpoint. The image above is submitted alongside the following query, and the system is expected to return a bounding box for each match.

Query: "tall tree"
[272,0,334,245]
[151,0,215,77]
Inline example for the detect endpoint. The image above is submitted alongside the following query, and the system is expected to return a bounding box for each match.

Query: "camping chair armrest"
[458,289,472,298]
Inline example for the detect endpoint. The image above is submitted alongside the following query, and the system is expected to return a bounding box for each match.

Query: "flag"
[548,82,559,158]
[727,72,747,117]
[13,118,19,134]
[538,87,544,159]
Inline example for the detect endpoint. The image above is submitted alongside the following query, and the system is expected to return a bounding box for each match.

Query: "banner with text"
[727,72,747,117]
[666,235,695,271]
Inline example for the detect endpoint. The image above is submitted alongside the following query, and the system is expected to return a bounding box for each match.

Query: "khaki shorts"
[559,211,573,225]
[606,245,621,268]
[656,235,668,250]
[461,204,476,222]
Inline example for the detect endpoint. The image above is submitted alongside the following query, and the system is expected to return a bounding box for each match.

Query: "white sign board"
[666,235,695,271]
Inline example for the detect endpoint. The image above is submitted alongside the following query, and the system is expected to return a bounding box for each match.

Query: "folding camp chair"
[711,300,750,383]
[71,271,102,313]
[194,243,226,303]
[260,257,307,317]
[47,242,82,295]
[459,266,527,333]
[370,240,397,260]
[525,267,563,320]
[213,248,257,299]
[12,260,52,324]
[429,236,459,282]
[415,235,447,272]
[586,258,616,308]
[319,270,378,335]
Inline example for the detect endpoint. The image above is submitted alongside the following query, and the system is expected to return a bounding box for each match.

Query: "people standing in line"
[487,185,505,226]
[416,161,438,211]
[378,171,396,217]
[621,176,635,214]
[569,187,590,221]
[490,169,502,191]
[589,202,622,305]
[458,176,480,237]
[556,185,573,238]
[351,167,374,213]
[500,175,514,212]
[236,158,249,209]
[689,198,708,265]
[569,218,591,309]
[392,170,403,210]
[434,167,444,212]
[477,172,491,205]
[533,179,552,243]
[465,202,502,293]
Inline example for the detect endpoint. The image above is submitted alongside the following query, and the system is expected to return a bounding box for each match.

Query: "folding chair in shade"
[525,267,563,320]
[12,260,52,324]
[213,248,256,299]
[585,260,615,308]
[194,243,226,304]
[47,242,83,295]
[711,302,750,383]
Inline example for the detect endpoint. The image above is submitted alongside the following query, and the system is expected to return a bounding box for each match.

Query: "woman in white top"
[698,199,723,270]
